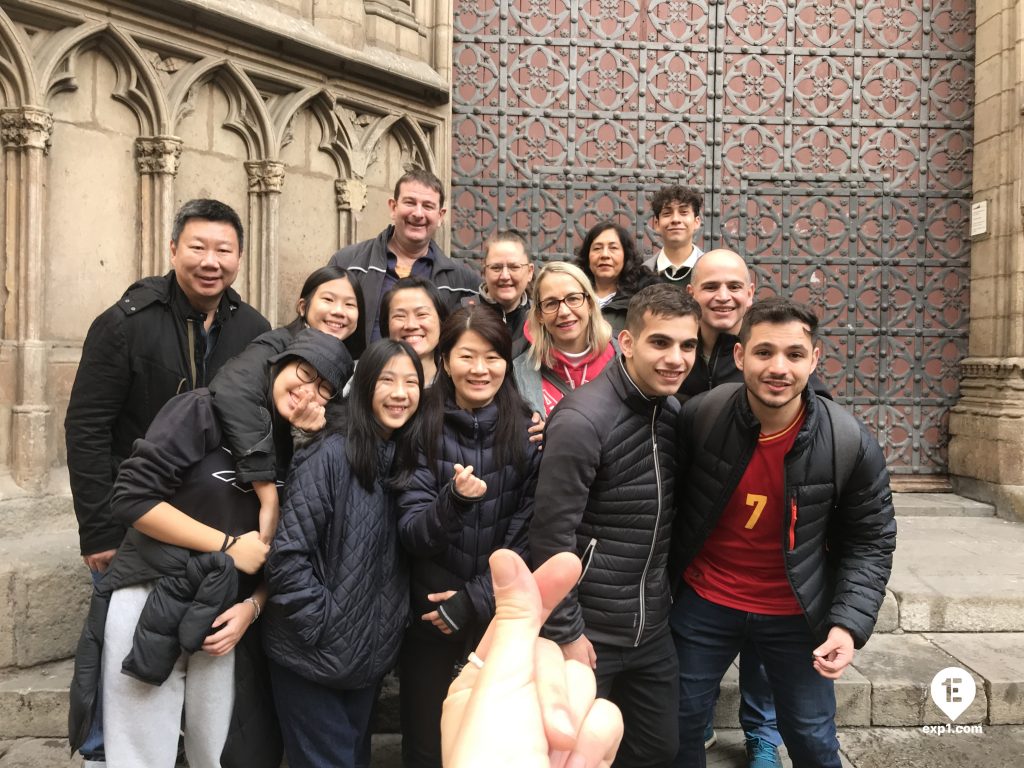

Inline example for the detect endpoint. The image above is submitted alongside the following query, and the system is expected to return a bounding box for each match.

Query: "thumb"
[812,637,836,658]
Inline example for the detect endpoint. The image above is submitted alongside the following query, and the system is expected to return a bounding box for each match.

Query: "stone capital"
[335,177,367,212]
[134,136,183,175]
[0,107,54,153]
[245,160,285,193]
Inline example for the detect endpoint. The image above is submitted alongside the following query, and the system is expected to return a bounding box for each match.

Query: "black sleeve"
[110,392,222,527]
[530,407,602,644]
[65,309,132,555]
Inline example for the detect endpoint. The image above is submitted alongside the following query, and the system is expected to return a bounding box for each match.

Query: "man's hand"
[812,626,855,679]
[453,463,487,499]
[83,549,117,573]
[528,411,545,449]
[289,389,327,432]
[561,634,598,670]
[422,590,458,634]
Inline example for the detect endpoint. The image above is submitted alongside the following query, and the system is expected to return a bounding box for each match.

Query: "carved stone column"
[335,177,367,248]
[1,106,54,492]
[947,0,1024,520]
[135,136,183,278]
[244,160,284,324]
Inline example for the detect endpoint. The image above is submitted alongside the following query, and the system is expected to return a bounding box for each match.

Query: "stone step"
[891,492,995,517]
[0,531,91,669]
[886,516,1024,632]
[0,659,73,740]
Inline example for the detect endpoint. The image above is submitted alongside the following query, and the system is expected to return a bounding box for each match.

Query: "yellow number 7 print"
[744,493,767,529]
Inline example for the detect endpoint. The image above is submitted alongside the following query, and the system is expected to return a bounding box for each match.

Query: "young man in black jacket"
[671,298,896,768]
[531,284,700,768]
[65,199,269,766]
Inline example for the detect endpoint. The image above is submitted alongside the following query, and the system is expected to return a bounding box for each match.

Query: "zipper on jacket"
[577,538,598,586]
[635,406,662,647]
[787,493,798,551]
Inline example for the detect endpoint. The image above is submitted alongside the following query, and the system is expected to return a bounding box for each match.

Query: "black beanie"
[269,328,355,394]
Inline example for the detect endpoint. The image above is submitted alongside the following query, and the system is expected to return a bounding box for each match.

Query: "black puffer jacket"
[69,530,281,768]
[530,357,678,648]
[66,272,269,555]
[263,434,409,688]
[670,385,896,648]
[398,401,540,639]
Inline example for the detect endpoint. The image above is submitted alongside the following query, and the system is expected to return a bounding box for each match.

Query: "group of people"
[65,171,896,768]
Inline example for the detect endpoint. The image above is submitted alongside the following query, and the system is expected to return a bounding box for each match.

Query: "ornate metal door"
[450,0,974,477]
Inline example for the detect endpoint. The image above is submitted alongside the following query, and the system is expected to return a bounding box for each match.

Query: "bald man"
[679,249,755,399]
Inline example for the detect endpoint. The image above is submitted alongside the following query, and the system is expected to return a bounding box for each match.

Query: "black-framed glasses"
[295,361,338,401]
[539,292,587,315]
[485,263,529,275]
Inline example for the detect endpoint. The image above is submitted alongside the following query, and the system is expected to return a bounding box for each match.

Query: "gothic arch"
[36,21,166,134]
[0,8,37,106]
[167,58,272,160]
[271,87,352,176]
[388,115,438,175]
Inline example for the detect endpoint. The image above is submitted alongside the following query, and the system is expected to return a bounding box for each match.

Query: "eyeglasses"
[485,263,529,275]
[539,292,587,315]
[295,361,338,401]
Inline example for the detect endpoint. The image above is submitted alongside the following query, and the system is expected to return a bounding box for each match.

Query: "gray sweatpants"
[102,584,235,768]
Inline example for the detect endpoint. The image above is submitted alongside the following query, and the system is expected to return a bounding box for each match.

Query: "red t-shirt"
[684,404,806,615]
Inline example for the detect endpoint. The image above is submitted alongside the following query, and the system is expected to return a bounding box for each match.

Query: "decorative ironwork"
[451,0,974,475]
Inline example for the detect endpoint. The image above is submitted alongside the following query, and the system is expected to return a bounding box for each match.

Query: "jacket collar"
[734,384,822,448]
[607,355,661,416]
[119,271,242,323]
[444,397,501,434]
[383,225,448,270]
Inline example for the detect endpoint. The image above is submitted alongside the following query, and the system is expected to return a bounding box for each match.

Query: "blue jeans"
[79,569,105,761]
[671,588,840,768]
[703,642,781,744]
[269,661,377,768]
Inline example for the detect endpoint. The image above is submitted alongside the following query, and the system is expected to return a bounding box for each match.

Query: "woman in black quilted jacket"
[396,305,542,768]
[261,338,424,768]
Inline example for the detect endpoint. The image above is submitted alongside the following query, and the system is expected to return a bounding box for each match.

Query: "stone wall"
[0,0,452,492]
[949,0,1024,520]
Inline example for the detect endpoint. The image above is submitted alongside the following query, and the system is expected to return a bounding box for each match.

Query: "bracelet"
[224,535,238,552]
[219,532,231,552]
[244,596,261,625]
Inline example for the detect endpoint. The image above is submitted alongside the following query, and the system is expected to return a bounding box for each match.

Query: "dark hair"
[421,306,531,472]
[326,339,423,490]
[380,276,450,365]
[648,185,703,219]
[625,284,701,335]
[739,297,820,344]
[575,221,656,297]
[290,265,366,360]
[393,168,446,209]
[171,199,244,251]
[483,229,528,258]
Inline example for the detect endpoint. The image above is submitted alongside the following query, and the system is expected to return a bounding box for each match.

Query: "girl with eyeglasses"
[396,306,541,768]
[575,221,659,336]
[209,265,363,544]
[512,261,617,416]
[70,329,352,768]
[262,338,424,768]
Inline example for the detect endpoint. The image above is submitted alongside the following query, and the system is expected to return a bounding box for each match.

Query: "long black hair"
[419,306,531,473]
[288,265,366,360]
[325,339,424,490]
[575,221,656,297]
[379,275,450,371]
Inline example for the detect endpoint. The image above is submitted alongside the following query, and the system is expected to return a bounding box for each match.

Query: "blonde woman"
[512,262,615,416]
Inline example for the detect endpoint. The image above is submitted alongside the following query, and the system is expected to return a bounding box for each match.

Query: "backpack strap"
[819,396,862,504]
[690,382,744,446]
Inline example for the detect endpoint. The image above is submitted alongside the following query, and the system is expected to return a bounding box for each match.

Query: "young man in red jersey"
[669,297,896,768]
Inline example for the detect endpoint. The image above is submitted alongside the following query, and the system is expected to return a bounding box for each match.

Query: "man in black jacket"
[531,284,700,768]
[328,168,479,345]
[670,298,896,768]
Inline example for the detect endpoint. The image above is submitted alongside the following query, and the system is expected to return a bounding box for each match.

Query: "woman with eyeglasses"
[575,221,659,336]
[262,338,424,768]
[69,329,352,768]
[512,261,616,416]
[209,265,362,544]
[396,306,541,768]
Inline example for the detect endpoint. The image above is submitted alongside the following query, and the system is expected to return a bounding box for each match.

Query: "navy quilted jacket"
[262,433,408,688]
[398,401,541,637]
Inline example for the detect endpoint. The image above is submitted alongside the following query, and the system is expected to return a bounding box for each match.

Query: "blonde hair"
[526,261,612,370]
